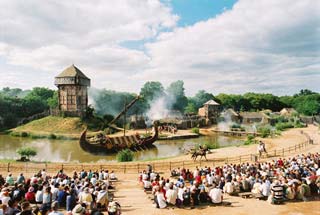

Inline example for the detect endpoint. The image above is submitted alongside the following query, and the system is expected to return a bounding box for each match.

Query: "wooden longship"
[79,122,158,154]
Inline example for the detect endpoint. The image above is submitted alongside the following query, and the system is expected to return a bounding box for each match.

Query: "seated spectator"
[110,171,117,180]
[297,180,311,201]
[286,182,296,200]
[154,186,167,209]
[143,179,152,191]
[269,180,284,204]
[96,185,108,210]
[72,204,86,215]
[78,187,93,209]
[25,187,35,203]
[223,180,235,195]
[107,201,121,215]
[209,183,223,204]
[166,183,177,206]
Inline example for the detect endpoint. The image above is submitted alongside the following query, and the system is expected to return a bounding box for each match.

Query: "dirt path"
[112,178,158,214]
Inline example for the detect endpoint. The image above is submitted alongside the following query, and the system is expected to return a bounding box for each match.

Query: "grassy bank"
[9,116,91,139]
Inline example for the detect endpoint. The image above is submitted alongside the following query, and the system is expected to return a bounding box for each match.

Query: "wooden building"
[54,65,90,116]
[198,99,221,125]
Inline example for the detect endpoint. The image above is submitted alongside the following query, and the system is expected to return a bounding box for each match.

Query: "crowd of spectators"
[139,153,320,209]
[0,169,121,215]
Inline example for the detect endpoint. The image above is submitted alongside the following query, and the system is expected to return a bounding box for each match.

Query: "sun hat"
[72,204,85,215]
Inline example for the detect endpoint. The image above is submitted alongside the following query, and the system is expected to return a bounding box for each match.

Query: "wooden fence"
[0,140,311,175]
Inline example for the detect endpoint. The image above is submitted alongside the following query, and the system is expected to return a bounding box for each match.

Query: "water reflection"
[0,133,244,163]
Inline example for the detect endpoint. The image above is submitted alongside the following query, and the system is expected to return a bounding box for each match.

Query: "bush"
[196,141,219,150]
[191,127,200,134]
[258,126,271,138]
[294,121,305,128]
[230,124,241,129]
[244,135,256,145]
[16,147,37,160]
[117,149,134,162]
[20,132,29,137]
[49,133,57,139]
[275,122,294,131]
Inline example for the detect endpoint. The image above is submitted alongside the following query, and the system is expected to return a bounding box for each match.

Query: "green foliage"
[166,80,188,113]
[191,127,200,134]
[116,149,134,162]
[16,147,37,159]
[275,122,294,131]
[0,87,57,130]
[258,126,271,138]
[244,135,256,145]
[47,91,58,109]
[49,133,57,139]
[230,124,245,131]
[91,89,139,116]
[140,81,165,102]
[294,98,320,116]
[184,102,197,113]
[195,141,218,150]
[188,90,216,111]
[20,132,29,137]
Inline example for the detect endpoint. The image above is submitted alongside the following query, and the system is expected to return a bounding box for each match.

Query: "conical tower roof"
[55,65,90,86]
[55,64,90,80]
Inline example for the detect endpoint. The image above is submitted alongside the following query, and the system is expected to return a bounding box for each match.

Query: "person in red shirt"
[25,187,36,203]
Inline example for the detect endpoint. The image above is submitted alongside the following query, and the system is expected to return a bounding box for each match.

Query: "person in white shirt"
[207,174,214,186]
[51,183,59,201]
[260,178,271,198]
[155,186,167,209]
[209,183,223,204]
[90,175,97,186]
[223,180,234,195]
[166,183,178,205]
[143,180,152,190]
[110,171,117,180]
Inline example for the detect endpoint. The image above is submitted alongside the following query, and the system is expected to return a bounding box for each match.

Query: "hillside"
[11,116,89,139]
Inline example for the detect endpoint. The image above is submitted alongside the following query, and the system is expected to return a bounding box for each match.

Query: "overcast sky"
[0,0,319,96]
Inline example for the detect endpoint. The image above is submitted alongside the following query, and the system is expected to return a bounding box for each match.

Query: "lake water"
[0,134,244,163]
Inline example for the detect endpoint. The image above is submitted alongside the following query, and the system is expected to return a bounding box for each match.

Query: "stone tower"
[54,65,90,116]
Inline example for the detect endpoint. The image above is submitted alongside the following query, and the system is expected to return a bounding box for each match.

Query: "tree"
[139,81,165,111]
[185,102,197,113]
[140,81,165,102]
[47,91,58,109]
[191,90,216,110]
[16,147,37,161]
[295,98,320,116]
[166,80,188,113]
[25,87,55,101]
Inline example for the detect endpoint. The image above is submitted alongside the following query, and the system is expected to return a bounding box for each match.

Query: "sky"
[0,0,319,96]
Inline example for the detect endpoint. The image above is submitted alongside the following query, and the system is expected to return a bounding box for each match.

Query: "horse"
[191,148,209,161]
